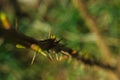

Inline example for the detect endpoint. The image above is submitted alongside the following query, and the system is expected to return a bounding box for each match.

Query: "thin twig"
[72,0,116,66]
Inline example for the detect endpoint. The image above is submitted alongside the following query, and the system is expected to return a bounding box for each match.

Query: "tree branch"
[0,27,116,70]
[72,0,116,67]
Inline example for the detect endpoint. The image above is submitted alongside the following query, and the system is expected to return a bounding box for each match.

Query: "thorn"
[31,44,47,57]
[50,34,56,39]
[55,54,59,61]
[0,12,11,29]
[16,44,26,49]
[47,53,54,62]
[56,39,62,43]
[61,50,72,62]
[48,28,51,38]
[52,51,58,62]
[59,54,63,61]
[31,51,37,65]
[39,50,47,57]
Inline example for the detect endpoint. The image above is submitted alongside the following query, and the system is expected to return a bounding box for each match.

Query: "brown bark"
[72,0,116,67]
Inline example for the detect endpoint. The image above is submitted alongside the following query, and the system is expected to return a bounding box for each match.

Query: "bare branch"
[72,0,116,66]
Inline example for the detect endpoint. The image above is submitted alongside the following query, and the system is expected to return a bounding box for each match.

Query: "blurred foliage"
[0,0,120,80]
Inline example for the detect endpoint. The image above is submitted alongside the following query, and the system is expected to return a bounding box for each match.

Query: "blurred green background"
[0,0,120,80]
